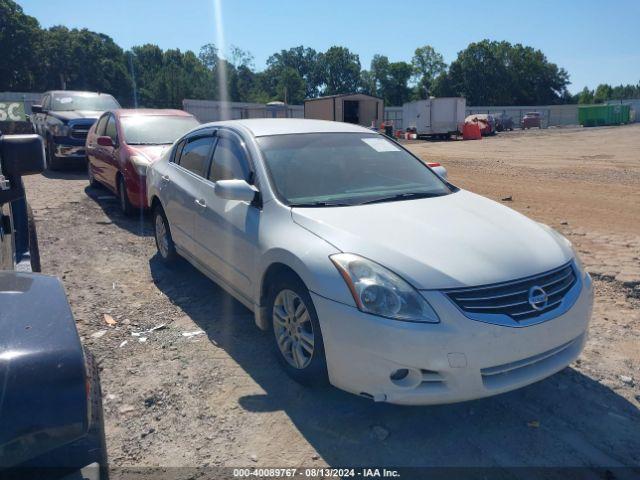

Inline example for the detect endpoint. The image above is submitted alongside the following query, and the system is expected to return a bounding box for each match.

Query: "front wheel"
[87,161,100,188]
[153,205,178,265]
[46,139,59,170]
[268,273,328,385]
[118,175,135,216]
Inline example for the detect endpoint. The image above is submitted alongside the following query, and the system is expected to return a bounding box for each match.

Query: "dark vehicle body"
[31,91,120,170]
[521,111,542,129]
[495,113,514,132]
[0,133,107,478]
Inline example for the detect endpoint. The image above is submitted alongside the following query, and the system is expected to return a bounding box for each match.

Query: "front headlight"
[130,155,151,175]
[50,121,70,137]
[330,253,440,323]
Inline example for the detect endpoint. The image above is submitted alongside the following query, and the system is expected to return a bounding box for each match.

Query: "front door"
[192,130,259,299]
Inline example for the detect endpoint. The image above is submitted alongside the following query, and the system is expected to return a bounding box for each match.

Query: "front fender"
[255,211,356,323]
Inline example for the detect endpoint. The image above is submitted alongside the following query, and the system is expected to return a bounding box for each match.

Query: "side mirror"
[214,179,258,203]
[0,134,45,177]
[30,105,43,114]
[97,136,114,147]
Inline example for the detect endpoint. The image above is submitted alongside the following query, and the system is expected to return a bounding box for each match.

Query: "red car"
[86,109,199,214]
[464,114,495,136]
[521,112,542,129]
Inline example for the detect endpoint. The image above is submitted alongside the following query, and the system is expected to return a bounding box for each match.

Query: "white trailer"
[402,97,466,138]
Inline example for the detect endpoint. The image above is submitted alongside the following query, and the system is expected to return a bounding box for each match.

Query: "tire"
[87,161,100,188]
[46,138,60,170]
[267,272,328,385]
[153,204,178,265]
[26,203,41,272]
[117,175,135,216]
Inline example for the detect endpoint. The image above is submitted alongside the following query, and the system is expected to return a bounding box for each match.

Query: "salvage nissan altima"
[146,119,593,405]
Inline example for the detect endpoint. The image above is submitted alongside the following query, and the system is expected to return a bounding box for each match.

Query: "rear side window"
[209,136,249,182]
[177,136,214,177]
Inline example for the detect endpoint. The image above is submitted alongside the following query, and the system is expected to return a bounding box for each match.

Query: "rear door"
[87,114,109,182]
[101,114,120,190]
[192,129,259,299]
[164,131,215,254]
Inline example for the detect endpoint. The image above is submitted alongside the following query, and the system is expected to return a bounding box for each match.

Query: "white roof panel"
[198,118,375,137]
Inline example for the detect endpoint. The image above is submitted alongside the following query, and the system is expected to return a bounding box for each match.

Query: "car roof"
[113,109,194,118]
[198,118,376,137]
[47,90,113,97]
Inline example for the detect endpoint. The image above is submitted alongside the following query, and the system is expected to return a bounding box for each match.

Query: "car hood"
[50,110,102,122]
[128,144,170,162]
[291,190,573,289]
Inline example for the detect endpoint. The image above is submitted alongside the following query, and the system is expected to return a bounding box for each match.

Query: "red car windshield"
[120,115,200,145]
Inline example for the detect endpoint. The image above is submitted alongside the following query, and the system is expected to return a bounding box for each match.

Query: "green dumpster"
[578,104,630,127]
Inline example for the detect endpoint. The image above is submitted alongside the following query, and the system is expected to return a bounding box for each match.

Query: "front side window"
[257,133,452,206]
[177,136,214,177]
[51,93,120,112]
[209,136,249,182]
[105,115,117,143]
[95,115,108,136]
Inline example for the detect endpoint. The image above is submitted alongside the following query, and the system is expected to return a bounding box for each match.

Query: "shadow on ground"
[149,255,640,473]
[84,184,152,237]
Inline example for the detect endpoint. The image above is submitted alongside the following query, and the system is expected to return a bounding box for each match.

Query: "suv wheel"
[153,205,178,264]
[268,273,328,385]
[46,139,59,170]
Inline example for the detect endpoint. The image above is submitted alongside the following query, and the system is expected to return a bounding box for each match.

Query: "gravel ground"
[22,124,640,476]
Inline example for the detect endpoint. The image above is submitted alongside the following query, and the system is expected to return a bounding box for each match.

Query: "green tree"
[266,46,320,98]
[577,87,594,104]
[368,55,412,105]
[317,46,361,96]
[432,40,570,106]
[593,84,613,103]
[411,45,446,98]
[0,0,43,91]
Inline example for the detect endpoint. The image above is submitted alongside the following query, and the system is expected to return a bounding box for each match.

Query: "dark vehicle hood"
[49,110,102,123]
[0,272,87,468]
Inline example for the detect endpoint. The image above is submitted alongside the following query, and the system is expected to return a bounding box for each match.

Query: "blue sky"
[20,0,640,94]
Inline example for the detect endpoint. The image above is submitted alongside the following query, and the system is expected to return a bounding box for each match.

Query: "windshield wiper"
[356,191,445,205]
[290,201,352,208]
[128,142,170,145]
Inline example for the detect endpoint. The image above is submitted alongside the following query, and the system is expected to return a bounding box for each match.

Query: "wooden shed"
[304,93,384,127]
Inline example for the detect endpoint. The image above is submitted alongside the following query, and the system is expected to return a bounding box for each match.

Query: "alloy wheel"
[155,213,169,259]
[272,289,315,369]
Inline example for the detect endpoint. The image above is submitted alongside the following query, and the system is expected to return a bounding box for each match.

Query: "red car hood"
[127,144,171,162]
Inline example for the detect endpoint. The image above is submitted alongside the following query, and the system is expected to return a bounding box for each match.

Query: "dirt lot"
[23,124,640,476]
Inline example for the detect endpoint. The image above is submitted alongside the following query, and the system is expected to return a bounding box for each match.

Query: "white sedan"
[146,119,592,405]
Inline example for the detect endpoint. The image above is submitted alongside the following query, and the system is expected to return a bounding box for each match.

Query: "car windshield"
[51,93,120,111]
[121,116,200,145]
[257,133,452,206]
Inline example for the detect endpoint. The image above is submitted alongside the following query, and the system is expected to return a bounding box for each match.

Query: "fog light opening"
[390,369,409,381]
[389,367,422,388]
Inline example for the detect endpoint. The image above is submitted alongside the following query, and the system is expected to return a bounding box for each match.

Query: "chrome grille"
[70,125,91,140]
[446,262,577,322]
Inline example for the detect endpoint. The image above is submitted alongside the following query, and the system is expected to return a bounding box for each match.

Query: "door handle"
[194,198,206,208]
[161,175,170,183]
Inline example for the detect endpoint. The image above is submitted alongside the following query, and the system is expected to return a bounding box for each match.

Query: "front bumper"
[52,136,87,160]
[313,273,593,405]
